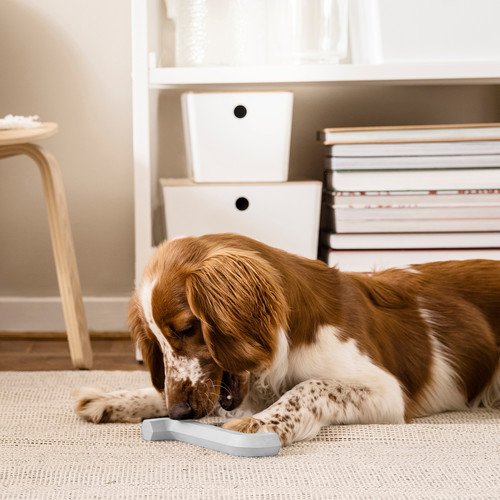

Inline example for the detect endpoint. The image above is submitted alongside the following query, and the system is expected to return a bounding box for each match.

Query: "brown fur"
[186,248,288,373]
[130,234,500,422]
[65,233,500,445]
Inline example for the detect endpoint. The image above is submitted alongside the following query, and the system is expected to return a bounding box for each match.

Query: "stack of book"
[317,123,500,272]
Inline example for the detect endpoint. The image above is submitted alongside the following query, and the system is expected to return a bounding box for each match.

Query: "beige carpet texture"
[1,370,500,499]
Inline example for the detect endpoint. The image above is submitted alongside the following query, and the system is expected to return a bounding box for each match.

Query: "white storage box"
[350,0,500,64]
[161,178,322,259]
[182,91,293,183]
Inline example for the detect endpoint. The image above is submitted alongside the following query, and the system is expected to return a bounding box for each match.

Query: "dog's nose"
[168,401,195,420]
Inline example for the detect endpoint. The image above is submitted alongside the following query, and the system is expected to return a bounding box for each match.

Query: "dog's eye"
[175,325,194,337]
[166,323,195,340]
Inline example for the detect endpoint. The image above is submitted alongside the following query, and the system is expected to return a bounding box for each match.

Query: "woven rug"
[1,371,500,499]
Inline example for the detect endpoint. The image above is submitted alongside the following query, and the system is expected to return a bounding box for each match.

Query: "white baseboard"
[0,297,130,332]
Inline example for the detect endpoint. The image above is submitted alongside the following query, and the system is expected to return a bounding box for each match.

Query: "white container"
[161,179,322,259]
[182,91,293,183]
[289,0,348,64]
[165,0,268,67]
[350,0,500,64]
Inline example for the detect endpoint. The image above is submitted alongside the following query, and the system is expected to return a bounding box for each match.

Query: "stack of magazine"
[317,123,500,272]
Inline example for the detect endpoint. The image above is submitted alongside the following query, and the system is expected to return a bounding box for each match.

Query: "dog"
[74,233,500,445]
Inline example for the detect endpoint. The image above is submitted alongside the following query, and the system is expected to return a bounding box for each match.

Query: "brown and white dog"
[74,233,500,445]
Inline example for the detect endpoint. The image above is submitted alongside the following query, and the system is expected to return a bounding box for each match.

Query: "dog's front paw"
[223,416,264,434]
[224,416,298,445]
[223,416,289,443]
[72,387,123,423]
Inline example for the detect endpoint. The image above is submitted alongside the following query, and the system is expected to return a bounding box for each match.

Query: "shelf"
[149,61,500,88]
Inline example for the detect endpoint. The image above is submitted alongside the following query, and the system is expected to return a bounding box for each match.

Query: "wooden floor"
[0,333,146,371]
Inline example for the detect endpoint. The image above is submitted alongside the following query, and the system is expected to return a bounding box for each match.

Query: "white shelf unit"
[131,0,500,283]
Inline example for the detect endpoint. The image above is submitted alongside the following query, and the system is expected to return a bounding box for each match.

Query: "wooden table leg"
[0,143,93,369]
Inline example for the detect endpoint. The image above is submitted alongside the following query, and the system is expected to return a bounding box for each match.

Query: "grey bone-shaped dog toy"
[142,417,281,457]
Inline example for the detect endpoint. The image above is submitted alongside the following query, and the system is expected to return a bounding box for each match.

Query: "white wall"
[0,0,134,330]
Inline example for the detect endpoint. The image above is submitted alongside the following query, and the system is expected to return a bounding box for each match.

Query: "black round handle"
[235,197,249,211]
[234,105,247,119]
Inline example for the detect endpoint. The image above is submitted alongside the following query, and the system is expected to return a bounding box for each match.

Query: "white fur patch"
[138,279,164,342]
[418,306,467,415]
[287,326,406,424]
[473,362,500,409]
[240,329,290,413]
[288,326,404,415]
[395,265,421,274]
[138,278,204,402]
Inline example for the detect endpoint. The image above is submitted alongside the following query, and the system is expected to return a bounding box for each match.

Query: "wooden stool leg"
[23,144,93,369]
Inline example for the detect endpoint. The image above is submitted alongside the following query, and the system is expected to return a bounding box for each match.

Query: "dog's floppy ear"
[127,292,165,391]
[185,249,288,373]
